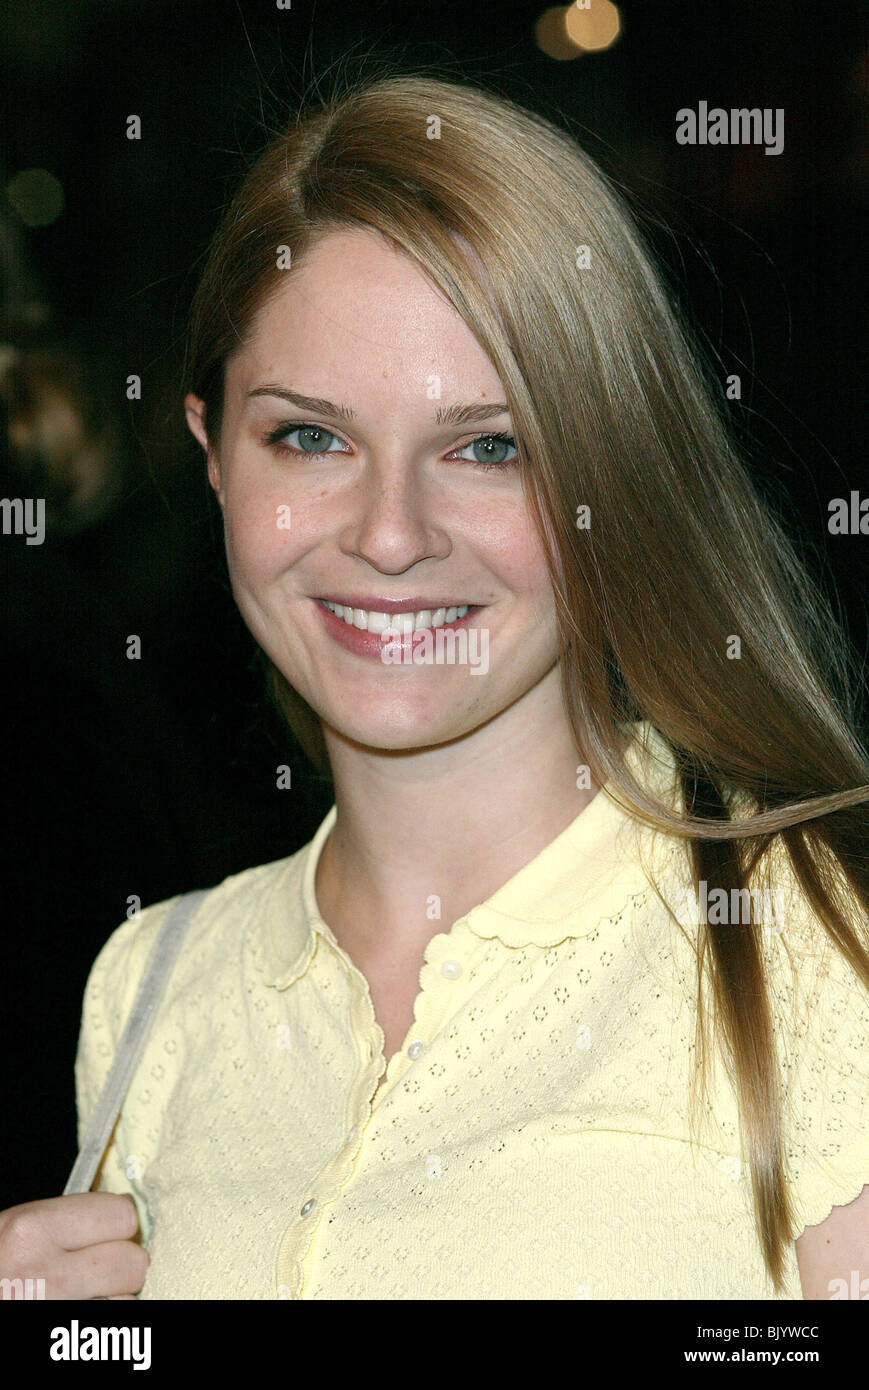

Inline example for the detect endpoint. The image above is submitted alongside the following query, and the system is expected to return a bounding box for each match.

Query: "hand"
[0,1192,149,1299]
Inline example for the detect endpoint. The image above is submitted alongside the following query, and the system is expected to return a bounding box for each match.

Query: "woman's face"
[185,226,561,752]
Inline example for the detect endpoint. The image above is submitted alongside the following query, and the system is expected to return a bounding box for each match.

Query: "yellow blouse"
[74,725,869,1299]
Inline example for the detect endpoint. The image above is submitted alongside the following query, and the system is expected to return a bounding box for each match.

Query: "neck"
[314,665,599,967]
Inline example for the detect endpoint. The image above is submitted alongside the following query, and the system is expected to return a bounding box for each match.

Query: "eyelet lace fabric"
[74,729,869,1299]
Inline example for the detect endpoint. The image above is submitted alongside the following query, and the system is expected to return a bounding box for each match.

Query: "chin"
[324,692,488,752]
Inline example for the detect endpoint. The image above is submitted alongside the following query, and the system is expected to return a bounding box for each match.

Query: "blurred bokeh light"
[565,0,621,52]
[6,169,65,227]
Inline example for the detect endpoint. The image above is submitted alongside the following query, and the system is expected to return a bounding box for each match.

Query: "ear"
[184,393,222,500]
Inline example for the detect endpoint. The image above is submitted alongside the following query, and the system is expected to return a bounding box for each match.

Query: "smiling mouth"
[317,599,480,633]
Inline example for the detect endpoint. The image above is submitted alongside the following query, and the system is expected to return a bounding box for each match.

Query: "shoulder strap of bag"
[64,888,210,1195]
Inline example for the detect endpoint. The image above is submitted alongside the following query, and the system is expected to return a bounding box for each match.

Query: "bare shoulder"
[795,1184,869,1300]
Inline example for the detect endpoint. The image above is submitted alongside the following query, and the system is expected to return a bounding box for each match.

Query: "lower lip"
[314,599,483,660]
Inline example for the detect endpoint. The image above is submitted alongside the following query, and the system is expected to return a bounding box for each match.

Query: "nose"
[337,454,452,575]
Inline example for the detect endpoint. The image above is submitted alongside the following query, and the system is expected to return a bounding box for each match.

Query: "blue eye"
[261,422,518,472]
[449,432,518,470]
[264,423,347,455]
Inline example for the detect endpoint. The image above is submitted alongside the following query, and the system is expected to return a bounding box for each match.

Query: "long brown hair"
[183,71,869,1290]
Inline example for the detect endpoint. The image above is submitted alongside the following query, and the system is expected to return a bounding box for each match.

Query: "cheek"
[221,471,305,588]
[470,503,553,607]
[224,509,282,588]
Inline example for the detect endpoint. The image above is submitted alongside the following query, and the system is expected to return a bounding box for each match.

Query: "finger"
[57,1240,149,1300]
[6,1192,141,1253]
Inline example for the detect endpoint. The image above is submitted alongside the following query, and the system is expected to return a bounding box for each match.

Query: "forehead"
[228,225,501,398]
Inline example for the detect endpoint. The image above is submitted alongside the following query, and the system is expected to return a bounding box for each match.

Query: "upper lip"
[315,595,481,613]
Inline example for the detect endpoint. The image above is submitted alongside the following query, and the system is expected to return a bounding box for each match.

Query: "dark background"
[0,0,866,1210]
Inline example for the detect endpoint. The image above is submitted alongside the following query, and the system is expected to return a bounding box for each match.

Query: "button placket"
[277,937,392,1300]
[282,932,478,1297]
[405,947,466,1060]
[399,947,467,1064]
[359,922,477,1111]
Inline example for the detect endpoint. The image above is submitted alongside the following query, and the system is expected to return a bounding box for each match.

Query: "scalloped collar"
[255,722,681,988]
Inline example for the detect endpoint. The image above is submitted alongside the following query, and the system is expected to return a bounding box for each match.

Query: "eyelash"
[261,422,518,473]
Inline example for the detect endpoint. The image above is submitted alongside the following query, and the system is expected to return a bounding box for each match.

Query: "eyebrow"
[246,385,510,427]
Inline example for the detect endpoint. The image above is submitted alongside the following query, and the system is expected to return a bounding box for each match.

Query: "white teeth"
[322,600,472,631]
[365,610,390,634]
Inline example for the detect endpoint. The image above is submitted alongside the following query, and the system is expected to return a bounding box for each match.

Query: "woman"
[3,72,867,1300]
